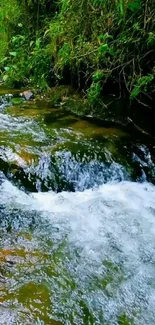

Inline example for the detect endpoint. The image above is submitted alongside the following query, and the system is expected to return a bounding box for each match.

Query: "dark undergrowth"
[0,0,155,111]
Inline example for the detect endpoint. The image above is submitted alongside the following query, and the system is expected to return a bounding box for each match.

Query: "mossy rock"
[10,97,23,105]
[44,85,77,107]
[35,85,89,116]
[63,97,89,116]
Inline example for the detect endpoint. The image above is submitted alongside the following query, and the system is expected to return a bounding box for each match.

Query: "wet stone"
[20,90,34,101]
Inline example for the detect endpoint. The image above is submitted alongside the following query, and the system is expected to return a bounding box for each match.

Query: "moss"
[63,97,89,116]
[43,85,77,107]
[35,85,89,116]
[10,97,23,105]
[118,314,133,325]
[101,260,124,290]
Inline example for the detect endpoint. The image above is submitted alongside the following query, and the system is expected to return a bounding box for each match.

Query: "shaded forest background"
[0,0,155,109]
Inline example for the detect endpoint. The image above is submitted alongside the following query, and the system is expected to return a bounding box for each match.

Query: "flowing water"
[0,89,155,324]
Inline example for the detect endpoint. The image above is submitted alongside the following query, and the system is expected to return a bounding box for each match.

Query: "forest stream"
[1,88,155,325]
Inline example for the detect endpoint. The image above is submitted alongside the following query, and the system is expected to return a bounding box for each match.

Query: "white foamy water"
[1,179,155,324]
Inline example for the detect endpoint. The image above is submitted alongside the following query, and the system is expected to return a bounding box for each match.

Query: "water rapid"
[0,90,155,324]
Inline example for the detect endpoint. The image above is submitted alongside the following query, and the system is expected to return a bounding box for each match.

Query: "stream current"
[0,89,155,324]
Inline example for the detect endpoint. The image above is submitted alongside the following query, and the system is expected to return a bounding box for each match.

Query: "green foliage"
[127,0,141,12]
[0,0,20,62]
[92,70,103,82]
[0,0,53,87]
[0,0,155,107]
[47,0,155,105]
[130,74,154,99]
[148,32,155,45]
[58,43,71,66]
[118,314,132,325]
[1,25,51,87]
[87,81,102,106]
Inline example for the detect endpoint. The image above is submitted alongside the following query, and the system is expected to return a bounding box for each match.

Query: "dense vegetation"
[0,0,155,108]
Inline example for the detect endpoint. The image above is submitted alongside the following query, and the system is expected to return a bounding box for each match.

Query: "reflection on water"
[0,91,155,324]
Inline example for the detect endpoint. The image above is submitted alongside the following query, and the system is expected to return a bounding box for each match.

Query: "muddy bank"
[32,86,155,139]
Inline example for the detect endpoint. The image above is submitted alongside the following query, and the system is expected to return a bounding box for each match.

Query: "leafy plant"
[130,74,154,99]
[0,0,155,109]
[87,81,102,106]
[127,0,141,12]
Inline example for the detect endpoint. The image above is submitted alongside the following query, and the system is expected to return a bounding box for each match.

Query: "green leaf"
[30,41,34,47]
[127,0,141,12]
[98,33,113,41]
[3,74,8,82]
[9,51,17,57]
[98,34,105,40]
[0,57,8,63]
[98,43,108,54]
[4,66,10,71]
[35,38,41,50]
[92,70,103,82]
[119,0,124,16]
